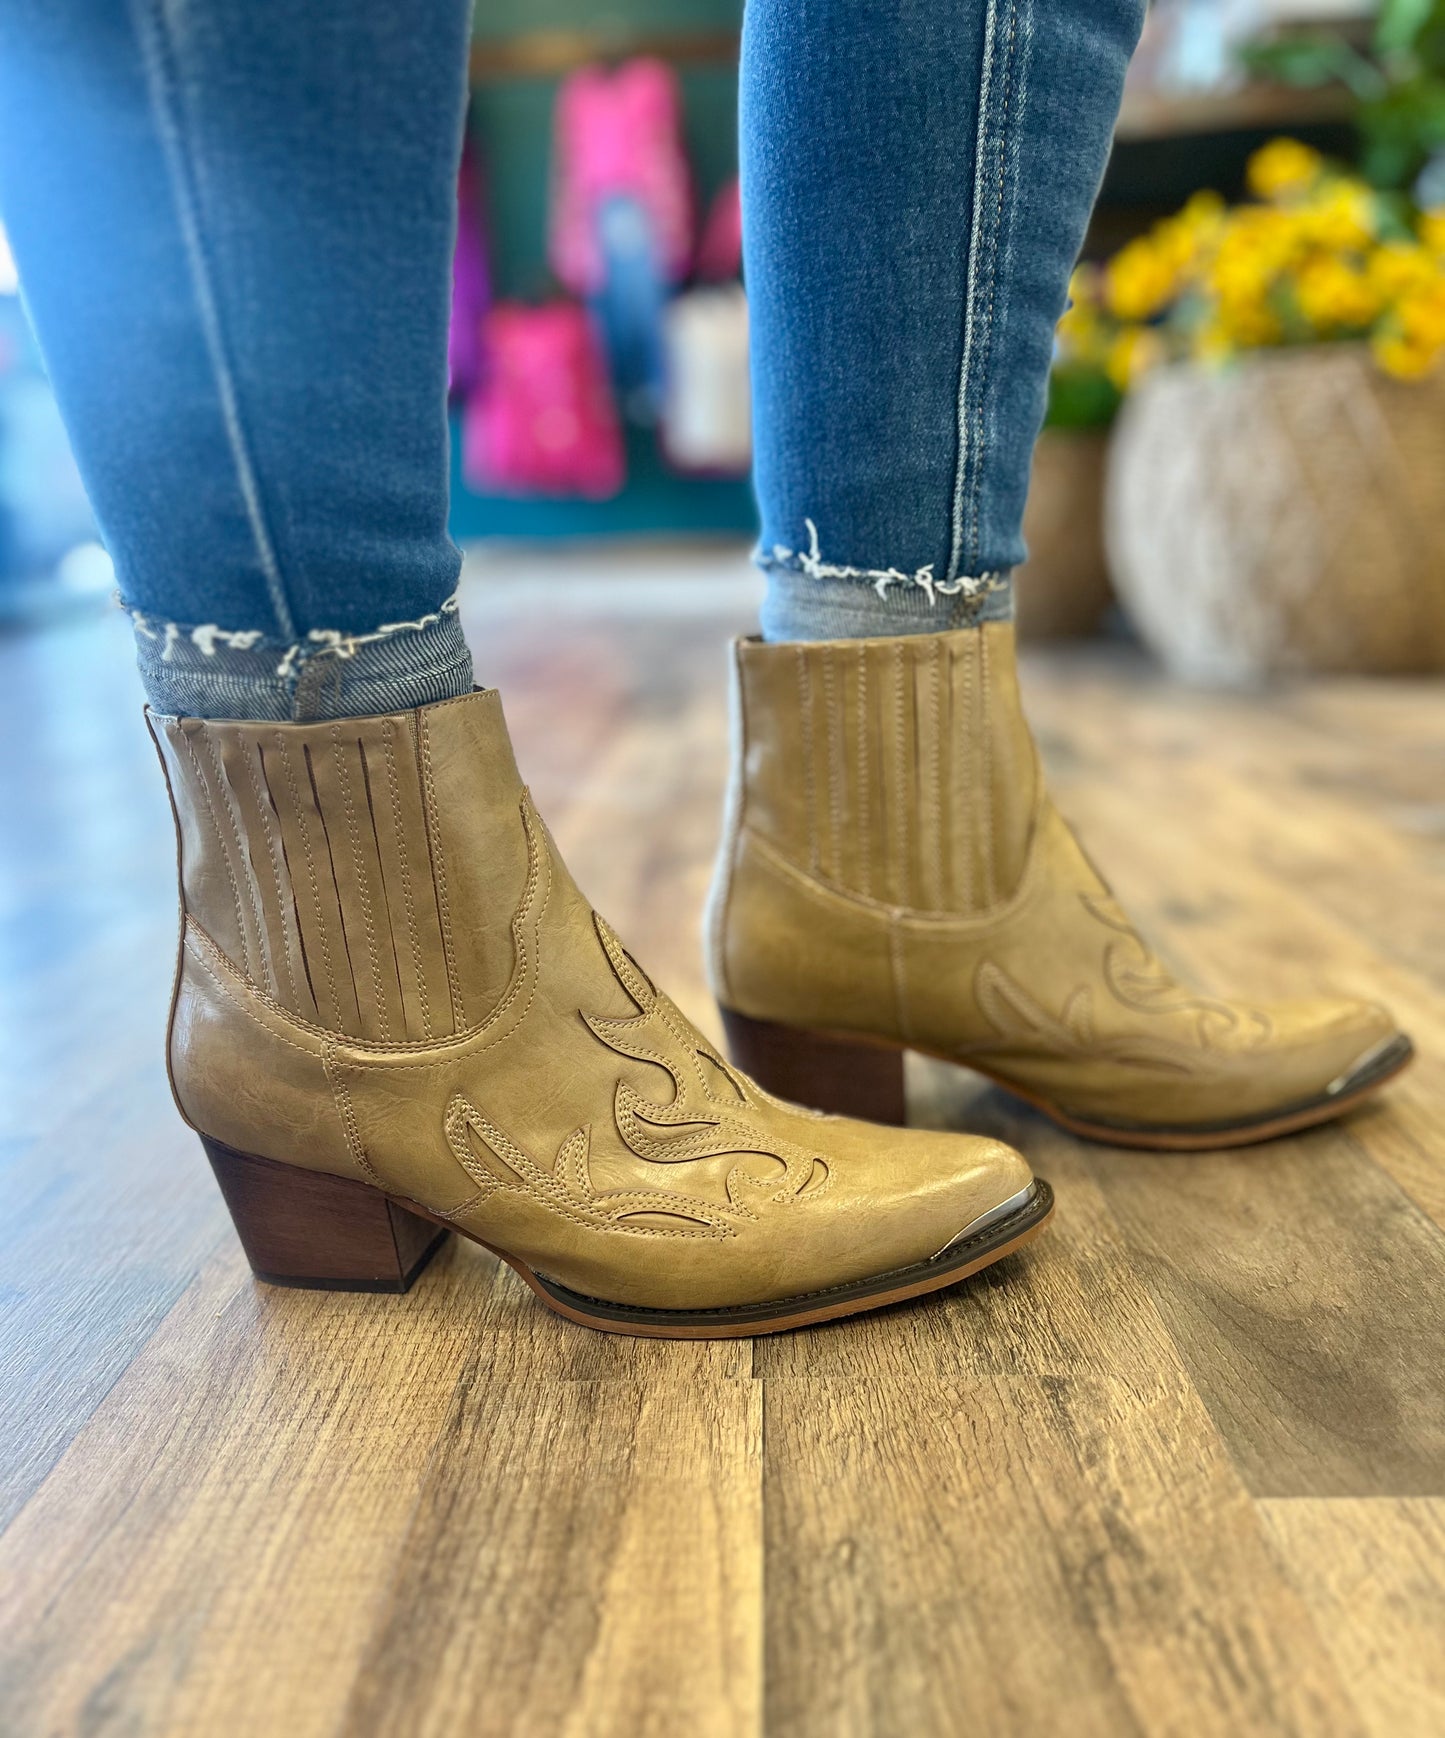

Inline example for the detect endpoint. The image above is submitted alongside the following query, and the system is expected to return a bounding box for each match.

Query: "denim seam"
[947,0,1026,582]
[130,0,296,642]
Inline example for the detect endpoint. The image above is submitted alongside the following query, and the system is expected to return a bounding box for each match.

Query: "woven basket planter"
[1015,429,1114,640]
[1105,346,1445,682]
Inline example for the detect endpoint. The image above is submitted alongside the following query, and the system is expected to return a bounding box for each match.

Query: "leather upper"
[151,691,1033,1310]
[706,624,1398,1129]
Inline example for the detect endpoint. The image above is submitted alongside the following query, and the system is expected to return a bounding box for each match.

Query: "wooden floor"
[3,544,1444,1736]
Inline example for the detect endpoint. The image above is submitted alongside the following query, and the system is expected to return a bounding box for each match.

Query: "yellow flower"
[1295,253,1381,332]
[1246,138,1324,202]
[1296,180,1377,252]
[1096,156,1445,381]
[1149,193,1221,273]
[1055,300,1103,365]
[1105,326,1164,390]
[1208,246,1278,316]
[1372,329,1442,380]
[1104,235,1178,320]
[1213,206,1299,280]
[1398,281,1445,346]
[1180,189,1227,234]
[1067,263,1103,308]
[1214,295,1284,347]
[1367,241,1438,300]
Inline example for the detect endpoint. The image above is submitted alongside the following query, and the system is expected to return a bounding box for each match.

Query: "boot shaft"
[723,622,1040,916]
[150,691,531,1044]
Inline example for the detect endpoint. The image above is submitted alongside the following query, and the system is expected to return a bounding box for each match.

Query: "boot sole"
[719,1008,1415,1152]
[201,1137,1053,1337]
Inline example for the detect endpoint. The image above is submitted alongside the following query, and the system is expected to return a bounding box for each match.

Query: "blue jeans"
[0,0,1142,717]
[0,0,474,718]
[745,0,1145,640]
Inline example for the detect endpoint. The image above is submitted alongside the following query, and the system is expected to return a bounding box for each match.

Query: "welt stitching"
[930,640,945,907]
[384,725,432,1040]
[940,638,955,908]
[417,711,464,1030]
[206,734,272,994]
[332,732,390,1042]
[981,630,996,907]
[482,1106,782,1228]
[893,645,907,907]
[479,792,547,1031]
[327,1063,381,1184]
[473,1195,725,1243]
[181,733,252,982]
[797,648,818,875]
[579,1190,744,1222]
[341,794,554,1069]
[448,1111,731,1240]
[888,919,912,1044]
[188,917,526,1075]
[589,1025,687,1077]
[822,649,842,882]
[856,645,870,898]
[710,650,748,1000]
[553,1192,1044,1316]
[649,996,787,1129]
[184,934,329,1062]
[277,735,341,1024]
[653,998,720,1101]
[242,741,300,1009]
[620,1112,793,1173]
[959,640,976,912]
[186,796,552,1064]
[745,822,1047,928]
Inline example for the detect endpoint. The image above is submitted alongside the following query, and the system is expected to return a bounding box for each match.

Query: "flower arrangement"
[1049,137,1445,425]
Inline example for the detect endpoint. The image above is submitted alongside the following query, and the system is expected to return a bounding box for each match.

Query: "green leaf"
[1045,364,1123,432]
[1240,33,1384,99]
[1375,0,1436,58]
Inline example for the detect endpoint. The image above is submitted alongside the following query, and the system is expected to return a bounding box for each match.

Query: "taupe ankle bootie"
[149,689,1049,1335]
[707,625,1411,1149]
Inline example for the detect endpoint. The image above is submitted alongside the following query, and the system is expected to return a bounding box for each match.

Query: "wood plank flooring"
[1,544,1443,1735]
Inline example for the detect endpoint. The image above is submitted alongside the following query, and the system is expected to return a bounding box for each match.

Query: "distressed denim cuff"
[128,595,474,721]
[758,525,1014,643]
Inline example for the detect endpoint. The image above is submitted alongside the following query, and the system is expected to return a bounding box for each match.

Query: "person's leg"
[0,0,473,720]
[743,0,1142,642]
[0,1,1043,1330]
[709,0,1411,1143]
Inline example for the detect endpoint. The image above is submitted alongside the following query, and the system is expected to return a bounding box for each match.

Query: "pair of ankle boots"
[150,625,1410,1337]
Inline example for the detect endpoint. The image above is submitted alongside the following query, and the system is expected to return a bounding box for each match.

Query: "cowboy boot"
[706,624,1411,1149]
[149,688,1049,1336]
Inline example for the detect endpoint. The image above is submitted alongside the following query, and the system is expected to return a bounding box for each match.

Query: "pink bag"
[462,301,625,500]
[549,58,694,296]
[447,141,491,400]
[694,178,742,282]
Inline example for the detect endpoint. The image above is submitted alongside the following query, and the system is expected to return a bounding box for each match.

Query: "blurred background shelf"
[1115,78,1355,139]
[470,28,740,81]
